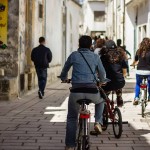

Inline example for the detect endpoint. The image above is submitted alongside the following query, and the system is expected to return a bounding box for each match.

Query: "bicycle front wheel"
[112,107,122,138]
[141,100,145,118]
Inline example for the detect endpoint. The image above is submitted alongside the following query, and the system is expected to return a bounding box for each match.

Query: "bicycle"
[76,99,91,150]
[59,77,122,150]
[139,76,149,118]
[58,78,91,150]
[91,87,123,138]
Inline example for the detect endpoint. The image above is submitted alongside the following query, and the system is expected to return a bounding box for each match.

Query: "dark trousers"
[102,80,125,98]
[36,68,47,95]
[125,60,129,75]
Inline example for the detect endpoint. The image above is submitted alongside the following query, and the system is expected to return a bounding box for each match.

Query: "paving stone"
[0,72,150,150]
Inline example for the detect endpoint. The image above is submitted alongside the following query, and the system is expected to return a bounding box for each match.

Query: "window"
[94,11,105,22]
[39,4,43,19]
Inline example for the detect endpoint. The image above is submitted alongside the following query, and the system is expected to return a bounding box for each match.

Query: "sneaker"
[116,97,123,107]
[65,146,75,150]
[133,100,139,105]
[94,122,102,134]
[133,97,139,105]
[38,91,43,99]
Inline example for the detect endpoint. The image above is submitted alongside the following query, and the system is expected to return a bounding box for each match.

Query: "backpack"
[105,49,121,63]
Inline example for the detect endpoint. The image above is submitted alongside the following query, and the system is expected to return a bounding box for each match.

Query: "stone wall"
[0,0,19,100]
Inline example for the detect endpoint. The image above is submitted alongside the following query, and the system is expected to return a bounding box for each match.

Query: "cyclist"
[99,40,128,107]
[59,35,108,150]
[94,38,105,55]
[132,37,150,105]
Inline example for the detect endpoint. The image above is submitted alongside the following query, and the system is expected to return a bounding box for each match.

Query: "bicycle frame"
[99,87,115,122]
[140,77,147,101]
[140,76,148,117]
[105,92,115,122]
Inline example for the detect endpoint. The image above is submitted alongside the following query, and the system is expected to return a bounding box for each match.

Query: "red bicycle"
[91,87,123,138]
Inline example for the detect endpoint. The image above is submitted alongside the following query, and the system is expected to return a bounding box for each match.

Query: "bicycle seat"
[77,99,92,105]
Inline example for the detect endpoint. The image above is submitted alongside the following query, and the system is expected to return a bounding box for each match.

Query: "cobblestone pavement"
[0,70,150,150]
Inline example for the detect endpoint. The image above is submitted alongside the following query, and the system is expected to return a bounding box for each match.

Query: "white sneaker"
[94,122,102,134]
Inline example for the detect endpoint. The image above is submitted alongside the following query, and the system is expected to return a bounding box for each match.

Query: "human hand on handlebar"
[61,79,71,83]
[57,76,71,83]
[97,82,107,87]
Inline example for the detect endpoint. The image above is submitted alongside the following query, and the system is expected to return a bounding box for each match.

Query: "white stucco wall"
[125,6,135,59]
[45,0,83,64]
[45,0,62,66]
[125,0,150,59]
[66,1,83,56]
[137,1,149,26]
[83,0,94,33]
[83,0,106,34]
[105,0,114,39]
[32,0,44,48]
[89,1,105,11]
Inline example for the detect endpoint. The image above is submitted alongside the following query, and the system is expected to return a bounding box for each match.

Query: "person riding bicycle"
[132,37,150,105]
[99,40,128,107]
[59,35,108,150]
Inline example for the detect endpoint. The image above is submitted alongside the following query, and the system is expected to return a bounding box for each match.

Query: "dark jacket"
[100,48,128,82]
[31,44,52,68]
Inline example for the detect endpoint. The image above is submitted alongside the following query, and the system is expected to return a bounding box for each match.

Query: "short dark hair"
[117,39,121,46]
[39,37,45,43]
[79,35,92,48]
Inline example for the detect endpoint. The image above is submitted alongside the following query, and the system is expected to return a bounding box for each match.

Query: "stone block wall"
[0,77,17,100]
[0,0,19,100]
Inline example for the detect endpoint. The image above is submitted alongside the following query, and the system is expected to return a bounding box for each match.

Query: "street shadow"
[46,88,68,91]
[123,82,135,93]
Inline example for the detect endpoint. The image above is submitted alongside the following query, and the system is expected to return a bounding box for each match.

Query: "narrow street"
[0,70,150,150]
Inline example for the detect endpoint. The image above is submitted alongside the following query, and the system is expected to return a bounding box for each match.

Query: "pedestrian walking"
[59,35,108,150]
[31,37,52,99]
[117,39,131,76]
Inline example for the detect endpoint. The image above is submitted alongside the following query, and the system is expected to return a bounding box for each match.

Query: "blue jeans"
[135,74,150,99]
[36,68,47,95]
[65,92,104,147]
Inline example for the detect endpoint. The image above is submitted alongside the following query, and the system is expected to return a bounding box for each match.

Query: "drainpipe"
[44,0,46,37]
[123,0,125,45]
[113,0,115,39]
[134,6,138,54]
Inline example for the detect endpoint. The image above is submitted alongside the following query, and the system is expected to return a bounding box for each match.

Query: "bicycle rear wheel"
[141,100,145,118]
[112,107,122,138]
[77,119,90,150]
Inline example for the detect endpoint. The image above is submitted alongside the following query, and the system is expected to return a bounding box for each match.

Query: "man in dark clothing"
[117,39,131,76]
[31,37,52,99]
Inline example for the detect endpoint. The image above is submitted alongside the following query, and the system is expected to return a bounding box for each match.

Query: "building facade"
[0,0,83,100]
[105,0,150,59]
[125,0,150,55]
[83,0,106,38]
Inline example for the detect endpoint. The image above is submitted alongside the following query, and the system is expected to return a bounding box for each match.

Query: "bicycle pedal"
[90,131,98,136]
